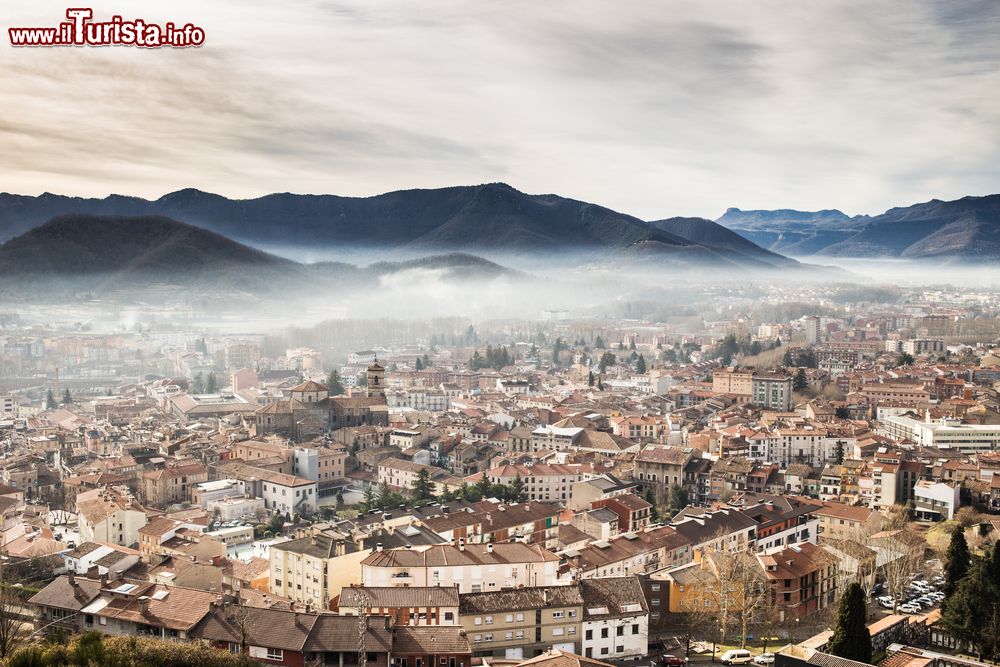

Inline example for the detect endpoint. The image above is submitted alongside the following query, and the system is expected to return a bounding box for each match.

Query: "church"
[253,361,389,441]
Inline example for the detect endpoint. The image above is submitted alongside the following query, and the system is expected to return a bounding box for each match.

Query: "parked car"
[660,656,688,666]
[899,603,921,614]
[876,596,895,609]
[720,650,754,665]
[754,654,775,665]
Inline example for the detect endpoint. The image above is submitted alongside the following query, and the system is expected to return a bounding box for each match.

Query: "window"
[485,616,493,625]
[601,628,609,639]
[568,610,577,618]
[506,614,514,623]
[617,627,624,637]
[444,612,454,621]
[568,627,576,635]
[632,624,639,634]
[474,635,482,644]
[552,628,564,637]
[505,632,513,640]
[552,611,564,619]
[586,630,593,640]
[516,613,525,621]
[474,617,482,626]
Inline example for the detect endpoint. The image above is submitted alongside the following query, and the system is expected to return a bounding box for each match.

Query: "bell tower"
[366,360,385,399]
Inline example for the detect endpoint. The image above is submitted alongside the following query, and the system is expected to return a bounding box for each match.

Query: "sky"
[3,0,1000,220]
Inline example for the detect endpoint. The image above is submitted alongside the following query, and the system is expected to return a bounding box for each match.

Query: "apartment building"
[361,542,560,593]
[459,585,584,659]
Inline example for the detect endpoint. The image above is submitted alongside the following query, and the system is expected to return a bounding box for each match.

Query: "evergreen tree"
[363,486,376,510]
[510,473,526,503]
[336,488,345,509]
[588,371,595,387]
[793,367,808,392]
[945,526,971,597]
[594,335,605,349]
[834,441,846,464]
[45,389,56,409]
[415,357,424,371]
[192,372,205,394]
[206,372,218,393]
[636,354,647,374]
[667,483,689,514]
[423,354,431,368]
[941,558,999,660]
[326,369,346,395]
[412,468,436,501]
[61,388,72,405]
[826,583,873,664]
[629,340,637,351]
[476,475,492,499]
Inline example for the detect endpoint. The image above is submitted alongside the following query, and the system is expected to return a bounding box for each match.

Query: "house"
[813,502,882,541]
[63,542,140,578]
[76,486,148,548]
[141,462,209,507]
[912,480,960,521]
[192,605,394,667]
[757,542,838,620]
[578,577,648,661]
[390,626,472,667]
[335,586,460,627]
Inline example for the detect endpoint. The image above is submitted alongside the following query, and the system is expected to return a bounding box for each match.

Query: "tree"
[826,583,873,664]
[45,389,56,409]
[415,357,424,370]
[636,354,647,374]
[666,483,689,516]
[476,475,491,499]
[192,371,205,394]
[945,525,971,597]
[898,352,915,367]
[588,371,595,387]
[206,372,218,394]
[336,488,345,509]
[0,584,28,659]
[510,473,526,503]
[61,388,72,405]
[362,486,376,510]
[598,351,616,374]
[326,369,346,395]
[701,546,770,646]
[412,468,436,502]
[793,368,808,392]
[941,558,998,660]
[833,441,845,464]
[594,335,605,349]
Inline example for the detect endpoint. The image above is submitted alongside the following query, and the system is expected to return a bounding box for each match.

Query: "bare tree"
[701,547,770,646]
[0,585,28,659]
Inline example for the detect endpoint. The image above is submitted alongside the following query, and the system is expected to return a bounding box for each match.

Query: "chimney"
[376,543,384,552]
[305,602,313,614]
[487,543,494,554]
[138,596,150,615]
[100,573,108,589]
[459,538,465,552]
[289,601,296,612]
[442,505,449,514]
[543,589,548,605]
[87,565,99,580]
[67,571,76,587]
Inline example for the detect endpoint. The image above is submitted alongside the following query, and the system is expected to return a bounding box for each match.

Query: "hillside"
[0,214,521,297]
[649,216,797,267]
[0,184,794,271]
[716,194,1000,259]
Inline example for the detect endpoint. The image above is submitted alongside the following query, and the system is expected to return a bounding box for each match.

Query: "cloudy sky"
[4,0,999,219]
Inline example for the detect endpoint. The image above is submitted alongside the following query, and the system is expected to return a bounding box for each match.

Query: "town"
[1,282,999,667]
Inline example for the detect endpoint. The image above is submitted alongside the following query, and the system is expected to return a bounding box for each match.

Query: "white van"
[720,650,753,665]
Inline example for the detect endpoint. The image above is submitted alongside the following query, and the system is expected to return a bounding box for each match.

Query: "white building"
[579,577,649,661]
[75,488,148,548]
[913,480,960,521]
[361,542,561,593]
[208,496,265,522]
[881,415,1000,453]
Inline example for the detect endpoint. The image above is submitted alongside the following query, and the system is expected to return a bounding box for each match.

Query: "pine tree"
[945,526,971,597]
[941,558,998,660]
[206,372,218,393]
[326,369,345,395]
[510,473,526,503]
[62,388,72,405]
[476,474,492,499]
[636,354,647,374]
[834,441,846,464]
[826,583,873,664]
[588,371,595,387]
[192,372,205,394]
[45,389,56,409]
[415,357,424,371]
[412,468,436,501]
[594,335,605,349]
[423,354,430,368]
[793,367,808,392]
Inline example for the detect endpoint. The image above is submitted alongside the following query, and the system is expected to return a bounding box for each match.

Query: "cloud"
[1,0,998,218]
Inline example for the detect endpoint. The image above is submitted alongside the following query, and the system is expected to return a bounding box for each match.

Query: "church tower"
[366,360,385,400]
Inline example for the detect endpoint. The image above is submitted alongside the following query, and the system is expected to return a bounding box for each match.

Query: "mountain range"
[0,214,517,297]
[718,194,1000,259]
[0,184,797,273]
